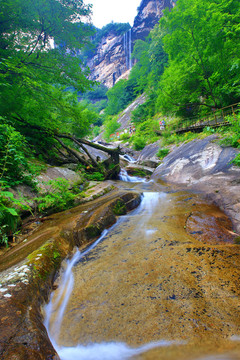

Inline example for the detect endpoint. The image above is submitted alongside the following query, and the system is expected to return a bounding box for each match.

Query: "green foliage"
[157,148,170,159]
[130,40,151,94]
[156,0,240,115]
[120,133,130,142]
[0,124,33,187]
[0,185,30,246]
[105,80,136,116]
[0,0,95,180]
[85,172,104,181]
[79,84,108,114]
[231,153,240,167]
[92,126,101,138]
[113,200,127,216]
[220,114,240,148]
[234,236,240,244]
[128,169,148,178]
[133,118,160,144]
[103,117,120,141]
[35,178,83,214]
[132,137,146,151]
[131,96,156,124]
[80,84,108,102]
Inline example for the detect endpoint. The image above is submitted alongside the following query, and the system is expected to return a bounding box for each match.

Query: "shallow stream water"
[44,175,240,360]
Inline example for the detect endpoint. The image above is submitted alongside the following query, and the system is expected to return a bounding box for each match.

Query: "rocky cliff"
[132,0,175,41]
[87,0,175,88]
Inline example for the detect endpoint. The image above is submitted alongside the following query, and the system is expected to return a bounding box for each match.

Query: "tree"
[0,0,111,175]
[105,80,136,116]
[156,0,240,116]
[0,0,95,132]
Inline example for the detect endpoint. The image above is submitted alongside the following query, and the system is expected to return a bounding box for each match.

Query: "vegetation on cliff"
[95,0,239,141]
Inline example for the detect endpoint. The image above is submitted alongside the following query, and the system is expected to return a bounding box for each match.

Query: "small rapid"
[44,190,175,359]
[44,229,110,345]
[55,340,179,360]
[119,168,147,183]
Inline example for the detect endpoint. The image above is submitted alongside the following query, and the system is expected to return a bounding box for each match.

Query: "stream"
[44,172,240,360]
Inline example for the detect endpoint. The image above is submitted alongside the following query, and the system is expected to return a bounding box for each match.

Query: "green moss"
[156,148,170,159]
[27,241,62,280]
[234,236,240,245]
[113,200,127,216]
[85,224,102,239]
[129,169,148,178]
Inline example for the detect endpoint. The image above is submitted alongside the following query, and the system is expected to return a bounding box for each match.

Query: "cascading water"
[119,168,146,183]
[123,29,132,70]
[44,190,179,360]
[128,29,132,70]
[45,229,110,348]
[44,171,240,360]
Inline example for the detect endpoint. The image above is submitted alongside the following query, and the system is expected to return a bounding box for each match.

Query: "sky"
[84,0,141,28]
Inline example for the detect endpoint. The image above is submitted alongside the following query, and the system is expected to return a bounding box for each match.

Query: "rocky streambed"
[0,185,141,360]
[0,135,240,360]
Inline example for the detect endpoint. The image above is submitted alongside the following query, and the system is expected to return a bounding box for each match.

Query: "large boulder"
[152,135,240,233]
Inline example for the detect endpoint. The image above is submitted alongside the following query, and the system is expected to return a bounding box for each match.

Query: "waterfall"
[128,29,132,70]
[123,29,132,70]
[119,169,146,183]
[123,32,128,69]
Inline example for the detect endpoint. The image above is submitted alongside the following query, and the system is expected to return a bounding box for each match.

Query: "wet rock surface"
[47,183,240,360]
[0,188,141,360]
[152,135,240,233]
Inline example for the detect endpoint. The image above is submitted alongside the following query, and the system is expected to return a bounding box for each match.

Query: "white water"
[128,28,132,69]
[123,29,132,70]
[45,229,109,344]
[120,154,136,163]
[119,168,146,182]
[56,340,179,360]
[44,178,177,359]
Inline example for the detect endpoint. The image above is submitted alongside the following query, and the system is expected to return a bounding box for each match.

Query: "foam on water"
[44,189,180,360]
[45,229,109,341]
[57,340,178,360]
[119,169,146,183]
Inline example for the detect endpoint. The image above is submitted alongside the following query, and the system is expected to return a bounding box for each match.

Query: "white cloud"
[85,0,140,28]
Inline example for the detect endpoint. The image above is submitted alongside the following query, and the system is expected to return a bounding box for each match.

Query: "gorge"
[87,0,176,88]
[0,0,240,359]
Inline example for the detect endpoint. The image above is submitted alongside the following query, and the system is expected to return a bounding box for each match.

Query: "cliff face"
[87,32,130,88]
[87,0,175,88]
[132,0,175,41]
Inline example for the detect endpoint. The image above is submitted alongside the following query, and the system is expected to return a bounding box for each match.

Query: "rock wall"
[87,0,175,88]
[132,0,175,41]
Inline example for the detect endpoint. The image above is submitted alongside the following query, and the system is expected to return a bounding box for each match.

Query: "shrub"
[231,153,240,167]
[220,114,240,148]
[35,178,83,214]
[0,124,31,187]
[133,137,146,151]
[120,133,130,141]
[85,172,104,181]
[0,184,30,246]
[103,117,120,141]
[157,148,170,159]
[113,200,127,215]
